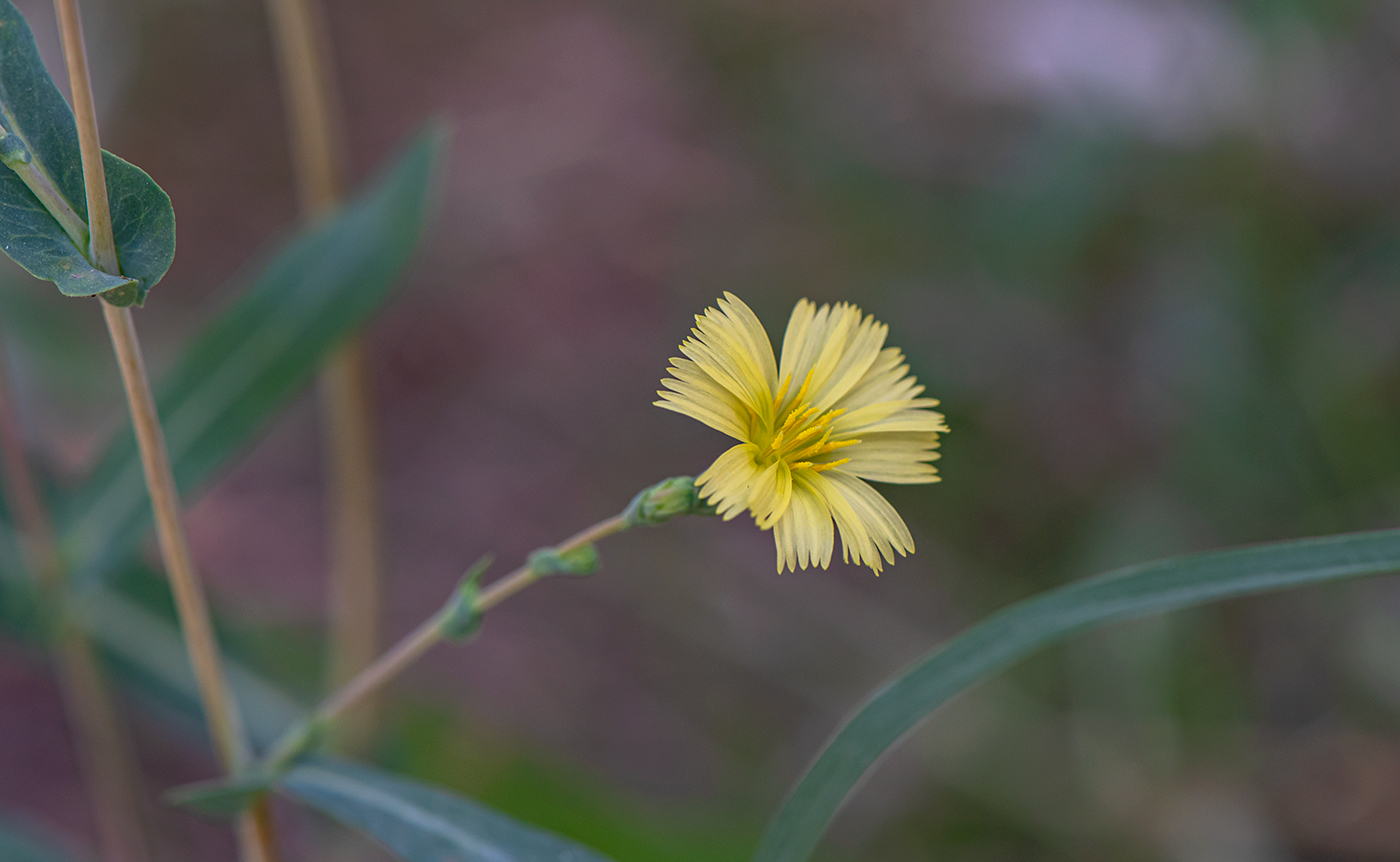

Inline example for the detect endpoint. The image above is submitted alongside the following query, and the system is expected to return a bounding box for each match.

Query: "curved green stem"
[252,476,711,780]
[307,512,630,732]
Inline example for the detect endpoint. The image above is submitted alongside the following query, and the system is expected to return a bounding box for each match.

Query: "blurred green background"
[5,0,1400,859]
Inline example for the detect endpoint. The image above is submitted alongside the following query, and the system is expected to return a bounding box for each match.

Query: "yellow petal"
[773,474,834,572]
[779,302,844,399]
[838,431,942,484]
[804,471,880,571]
[778,301,889,412]
[825,470,914,569]
[837,348,924,412]
[655,358,751,440]
[679,337,769,422]
[716,292,778,395]
[799,304,858,403]
[681,295,779,423]
[833,399,947,436]
[777,299,818,389]
[750,459,793,530]
[810,313,887,412]
[696,443,763,521]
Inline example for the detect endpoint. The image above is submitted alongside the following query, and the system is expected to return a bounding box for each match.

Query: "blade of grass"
[279,757,621,862]
[754,528,1400,862]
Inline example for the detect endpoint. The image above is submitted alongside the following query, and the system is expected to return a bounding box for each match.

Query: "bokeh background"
[5,0,1400,859]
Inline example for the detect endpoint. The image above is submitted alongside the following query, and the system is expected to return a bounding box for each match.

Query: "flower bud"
[527,543,600,577]
[622,476,716,527]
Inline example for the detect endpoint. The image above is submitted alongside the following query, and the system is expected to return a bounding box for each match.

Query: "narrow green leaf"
[0,503,42,642]
[166,772,272,817]
[73,584,305,750]
[0,0,175,303]
[59,124,446,582]
[0,569,42,644]
[754,528,1400,862]
[0,819,84,862]
[280,757,620,862]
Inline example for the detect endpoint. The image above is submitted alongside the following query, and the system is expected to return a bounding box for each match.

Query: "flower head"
[656,293,947,573]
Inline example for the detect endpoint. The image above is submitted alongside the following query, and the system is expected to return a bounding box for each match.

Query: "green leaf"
[165,773,272,817]
[100,150,177,305]
[0,505,42,642]
[280,757,620,862]
[754,528,1400,862]
[0,819,84,862]
[59,124,446,582]
[438,556,491,641]
[0,0,175,304]
[74,583,306,750]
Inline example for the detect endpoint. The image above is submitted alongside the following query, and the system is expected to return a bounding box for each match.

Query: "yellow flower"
[656,293,947,573]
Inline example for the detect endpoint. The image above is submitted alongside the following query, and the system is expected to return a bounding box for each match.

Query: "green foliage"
[755,528,1400,862]
[439,556,491,641]
[0,819,82,862]
[383,706,762,862]
[279,757,620,862]
[621,476,715,526]
[99,151,177,306]
[0,0,174,305]
[78,579,305,749]
[6,2,1400,858]
[59,125,446,584]
[527,544,600,578]
[165,774,272,818]
[0,515,39,642]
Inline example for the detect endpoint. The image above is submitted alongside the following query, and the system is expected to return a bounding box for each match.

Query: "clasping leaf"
[0,0,175,305]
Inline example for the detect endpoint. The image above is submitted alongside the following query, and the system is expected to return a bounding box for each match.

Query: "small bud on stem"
[622,476,716,527]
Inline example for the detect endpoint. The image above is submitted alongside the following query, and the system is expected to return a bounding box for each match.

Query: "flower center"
[757,370,858,473]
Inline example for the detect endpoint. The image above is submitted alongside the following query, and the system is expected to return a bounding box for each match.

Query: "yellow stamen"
[790,435,829,461]
[806,437,859,457]
[779,405,818,437]
[809,458,850,473]
[784,424,826,451]
[789,369,814,413]
[772,373,792,411]
[763,429,785,456]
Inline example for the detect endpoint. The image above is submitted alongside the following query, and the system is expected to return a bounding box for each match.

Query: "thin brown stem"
[237,801,281,862]
[55,634,158,862]
[262,0,384,751]
[0,340,156,862]
[262,0,343,216]
[97,304,251,771]
[318,343,381,748]
[50,0,115,272]
[51,1,277,859]
[99,305,285,861]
